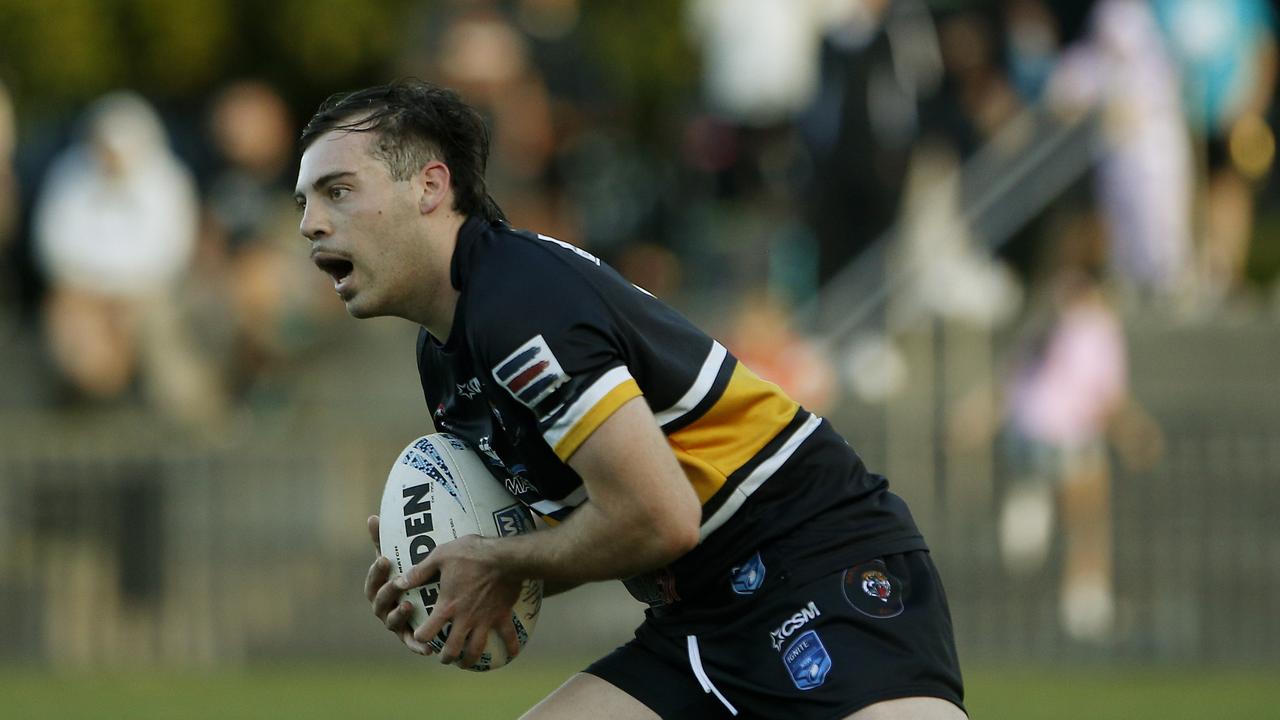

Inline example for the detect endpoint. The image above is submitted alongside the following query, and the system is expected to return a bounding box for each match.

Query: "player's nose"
[299,203,331,241]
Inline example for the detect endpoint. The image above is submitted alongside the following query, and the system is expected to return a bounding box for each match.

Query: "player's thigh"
[520,672,660,720]
[843,696,968,720]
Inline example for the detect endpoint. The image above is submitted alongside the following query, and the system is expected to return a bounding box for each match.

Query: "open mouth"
[313,254,354,285]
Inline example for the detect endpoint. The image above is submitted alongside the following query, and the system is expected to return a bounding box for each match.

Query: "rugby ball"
[379,433,543,671]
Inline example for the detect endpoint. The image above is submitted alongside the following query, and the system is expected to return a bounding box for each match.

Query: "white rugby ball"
[379,433,543,671]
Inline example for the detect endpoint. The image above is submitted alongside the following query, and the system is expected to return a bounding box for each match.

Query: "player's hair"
[299,79,504,222]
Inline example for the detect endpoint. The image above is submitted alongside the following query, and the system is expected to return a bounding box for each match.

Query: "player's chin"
[343,294,383,319]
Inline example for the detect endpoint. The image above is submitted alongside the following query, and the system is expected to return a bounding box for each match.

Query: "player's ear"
[418,160,451,215]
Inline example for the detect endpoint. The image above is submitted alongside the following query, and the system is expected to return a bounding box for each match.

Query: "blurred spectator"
[724,290,837,414]
[682,1,841,307]
[202,79,330,399]
[800,0,943,283]
[894,138,1022,329]
[956,212,1163,643]
[687,0,827,128]
[32,91,221,423]
[1003,0,1062,104]
[1047,0,1195,307]
[0,78,17,319]
[933,8,1021,148]
[1151,0,1278,310]
[205,81,296,252]
[418,1,570,241]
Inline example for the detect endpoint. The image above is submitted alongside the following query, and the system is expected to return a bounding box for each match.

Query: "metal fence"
[2,314,1278,669]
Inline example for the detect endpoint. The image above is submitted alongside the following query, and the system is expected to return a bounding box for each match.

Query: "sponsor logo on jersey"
[493,335,569,410]
[456,377,482,399]
[493,503,532,537]
[730,552,766,595]
[770,601,821,651]
[503,464,536,497]
[782,630,832,690]
[842,560,904,618]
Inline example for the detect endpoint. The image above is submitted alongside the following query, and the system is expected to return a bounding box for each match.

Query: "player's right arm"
[381,395,702,668]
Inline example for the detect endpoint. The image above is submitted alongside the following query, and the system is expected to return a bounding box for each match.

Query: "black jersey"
[417,217,926,605]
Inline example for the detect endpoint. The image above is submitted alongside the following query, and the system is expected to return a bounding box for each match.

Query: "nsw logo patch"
[493,335,569,411]
[781,630,832,690]
[730,552,766,595]
[842,559,904,618]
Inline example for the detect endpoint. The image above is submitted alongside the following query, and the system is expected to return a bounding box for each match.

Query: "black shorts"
[585,551,965,719]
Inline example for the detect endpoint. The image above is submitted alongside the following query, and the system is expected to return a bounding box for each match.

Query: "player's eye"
[294,198,306,213]
[328,186,349,200]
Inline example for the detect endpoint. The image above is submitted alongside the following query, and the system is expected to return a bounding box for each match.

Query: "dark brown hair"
[300,80,504,222]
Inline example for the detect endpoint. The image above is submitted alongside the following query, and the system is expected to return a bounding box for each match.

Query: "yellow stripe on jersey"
[670,447,727,504]
[552,378,643,461]
[666,362,800,496]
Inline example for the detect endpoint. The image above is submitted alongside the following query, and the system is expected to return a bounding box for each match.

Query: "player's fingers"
[438,620,470,666]
[399,629,429,656]
[373,577,408,619]
[364,556,391,604]
[461,622,490,669]
[413,598,454,651]
[385,600,414,632]
[394,558,440,592]
[367,515,381,553]
[497,615,521,660]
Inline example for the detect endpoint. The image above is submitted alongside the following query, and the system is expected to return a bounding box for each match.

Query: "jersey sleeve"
[471,241,643,461]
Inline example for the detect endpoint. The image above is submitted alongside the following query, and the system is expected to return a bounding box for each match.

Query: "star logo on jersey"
[457,377,482,399]
[492,335,569,411]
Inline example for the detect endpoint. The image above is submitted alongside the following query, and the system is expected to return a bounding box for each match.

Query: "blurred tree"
[579,0,697,136]
[266,0,413,93]
[0,0,126,108]
[0,0,412,116]
[123,0,233,95]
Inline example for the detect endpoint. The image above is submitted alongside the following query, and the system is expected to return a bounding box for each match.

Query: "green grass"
[2,661,1278,719]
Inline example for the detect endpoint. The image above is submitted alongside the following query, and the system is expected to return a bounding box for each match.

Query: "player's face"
[295,129,427,319]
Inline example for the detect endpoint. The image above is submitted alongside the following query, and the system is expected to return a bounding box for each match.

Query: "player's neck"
[408,211,465,341]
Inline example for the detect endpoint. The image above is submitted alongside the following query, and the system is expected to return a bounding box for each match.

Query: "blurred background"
[1,0,1279,717]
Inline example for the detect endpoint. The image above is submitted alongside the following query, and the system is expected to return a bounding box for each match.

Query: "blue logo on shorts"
[730,552,766,594]
[782,630,832,690]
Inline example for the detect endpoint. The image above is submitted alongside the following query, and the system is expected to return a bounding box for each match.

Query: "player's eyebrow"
[294,170,356,202]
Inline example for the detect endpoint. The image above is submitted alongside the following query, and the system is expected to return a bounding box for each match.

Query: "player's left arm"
[383,395,701,667]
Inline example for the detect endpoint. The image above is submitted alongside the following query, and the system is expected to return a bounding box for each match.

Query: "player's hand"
[364,515,432,656]
[389,533,523,668]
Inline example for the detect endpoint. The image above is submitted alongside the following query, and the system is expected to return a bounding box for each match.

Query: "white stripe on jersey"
[541,366,635,450]
[653,341,728,427]
[529,484,588,515]
[698,413,823,541]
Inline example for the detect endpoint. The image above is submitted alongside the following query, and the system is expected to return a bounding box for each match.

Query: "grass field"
[3,661,1278,719]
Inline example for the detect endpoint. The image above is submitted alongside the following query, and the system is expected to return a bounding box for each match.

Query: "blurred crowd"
[0,0,1276,658]
[0,0,1276,433]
